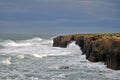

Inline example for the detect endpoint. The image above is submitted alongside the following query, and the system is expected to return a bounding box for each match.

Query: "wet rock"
[53,33,120,70]
[53,35,73,48]
[59,66,69,70]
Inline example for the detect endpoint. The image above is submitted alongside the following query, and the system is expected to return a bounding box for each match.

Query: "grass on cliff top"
[67,33,120,36]
[55,33,120,41]
[60,33,120,38]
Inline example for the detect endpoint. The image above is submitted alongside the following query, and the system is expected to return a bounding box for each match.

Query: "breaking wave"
[0,37,81,58]
[0,36,120,80]
[1,57,11,65]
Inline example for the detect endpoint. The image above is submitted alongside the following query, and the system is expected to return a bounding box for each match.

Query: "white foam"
[17,55,25,59]
[0,37,43,48]
[31,54,47,58]
[1,57,11,65]
[0,40,32,47]
[67,41,82,55]
[0,37,120,80]
[27,37,42,41]
[0,37,82,59]
[23,37,43,42]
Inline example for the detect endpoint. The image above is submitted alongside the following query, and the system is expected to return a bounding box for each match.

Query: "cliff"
[53,33,120,70]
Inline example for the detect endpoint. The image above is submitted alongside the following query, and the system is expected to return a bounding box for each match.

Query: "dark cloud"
[0,0,120,34]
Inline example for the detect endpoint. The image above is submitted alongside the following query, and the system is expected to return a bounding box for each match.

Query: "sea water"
[0,34,120,80]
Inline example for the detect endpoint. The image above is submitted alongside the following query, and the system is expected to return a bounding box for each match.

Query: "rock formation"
[53,33,120,70]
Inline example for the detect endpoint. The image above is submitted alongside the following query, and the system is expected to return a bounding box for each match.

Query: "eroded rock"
[53,33,120,70]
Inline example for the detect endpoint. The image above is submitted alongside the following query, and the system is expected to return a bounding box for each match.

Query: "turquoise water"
[0,34,120,80]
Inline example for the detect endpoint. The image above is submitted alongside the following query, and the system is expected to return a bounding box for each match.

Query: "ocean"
[0,34,120,80]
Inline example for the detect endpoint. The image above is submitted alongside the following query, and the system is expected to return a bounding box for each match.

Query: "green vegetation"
[65,33,120,37]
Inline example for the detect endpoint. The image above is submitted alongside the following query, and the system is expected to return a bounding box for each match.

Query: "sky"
[0,0,120,35]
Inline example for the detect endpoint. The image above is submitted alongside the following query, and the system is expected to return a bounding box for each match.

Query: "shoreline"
[53,33,120,70]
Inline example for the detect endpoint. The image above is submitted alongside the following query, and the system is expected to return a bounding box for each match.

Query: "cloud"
[0,18,119,34]
[0,0,120,34]
[0,0,119,21]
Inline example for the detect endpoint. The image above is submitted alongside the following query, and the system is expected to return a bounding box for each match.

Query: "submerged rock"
[53,33,120,70]
[59,66,69,70]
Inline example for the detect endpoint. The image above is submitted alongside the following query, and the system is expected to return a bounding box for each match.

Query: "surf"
[0,35,120,80]
[0,37,81,58]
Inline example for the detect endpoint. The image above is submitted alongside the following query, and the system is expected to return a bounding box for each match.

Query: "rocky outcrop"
[53,33,120,70]
[53,35,74,48]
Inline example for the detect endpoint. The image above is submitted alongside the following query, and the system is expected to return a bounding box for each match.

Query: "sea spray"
[0,36,120,80]
[1,57,11,65]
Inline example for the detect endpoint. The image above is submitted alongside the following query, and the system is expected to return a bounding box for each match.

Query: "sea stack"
[53,33,120,70]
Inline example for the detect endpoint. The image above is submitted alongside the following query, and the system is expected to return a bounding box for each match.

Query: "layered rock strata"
[53,33,120,70]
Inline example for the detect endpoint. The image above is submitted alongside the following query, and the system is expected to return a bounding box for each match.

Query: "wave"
[30,41,81,58]
[0,37,81,58]
[0,40,32,47]
[17,55,25,59]
[1,57,11,65]
[0,37,43,47]
[25,37,42,42]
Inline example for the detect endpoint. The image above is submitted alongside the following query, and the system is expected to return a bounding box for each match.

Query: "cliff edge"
[53,33,120,70]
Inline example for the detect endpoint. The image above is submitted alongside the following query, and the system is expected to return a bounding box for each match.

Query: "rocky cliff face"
[53,33,120,70]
